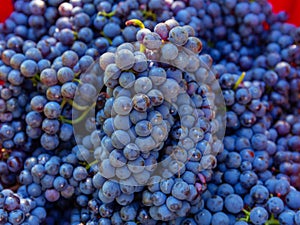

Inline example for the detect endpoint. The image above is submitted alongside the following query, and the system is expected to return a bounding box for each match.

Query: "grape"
[172,50,189,69]
[57,67,74,83]
[171,181,190,200]
[143,32,162,50]
[27,183,42,197]
[161,43,178,60]
[115,165,131,180]
[111,130,131,149]
[109,149,127,168]
[73,166,88,182]
[4,194,20,211]
[266,197,284,214]
[224,194,243,214]
[285,190,300,209]
[166,196,182,212]
[113,96,133,116]
[104,63,121,82]
[78,83,97,102]
[127,156,145,174]
[119,72,135,88]
[30,96,47,113]
[135,136,157,153]
[43,102,61,119]
[134,77,153,94]
[20,60,38,78]
[250,207,269,225]
[132,93,151,112]
[103,23,121,39]
[149,67,167,86]
[135,120,152,137]
[42,119,60,135]
[40,133,59,150]
[8,209,25,224]
[184,37,203,54]
[8,70,24,85]
[195,209,212,225]
[112,115,130,131]
[168,27,189,46]
[159,78,180,101]
[61,50,78,68]
[115,49,135,70]
[156,204,176,221]
[25,48,42,62]
[136,28,151,42]
[122,26,138,42]
[120,204,138,221]
[207,195,224,212]
[133,53,148,73]
[154,23,169,40]
[211,212,229,225]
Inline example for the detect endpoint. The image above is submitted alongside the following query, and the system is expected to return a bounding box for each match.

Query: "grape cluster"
[0,41,41,188]
[272,114,300,189]
[0,188,46,224]
[1,0,300,224]
[68,19,225,223]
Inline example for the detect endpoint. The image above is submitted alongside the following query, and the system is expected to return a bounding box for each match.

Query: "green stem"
[74,71,81,78]
[59,102,96,125]
[125,19,145,29]
[98,10,116,17]
[1,148,11,160]
[125,19,147,53]
[34,73,40,81]
[73,31,78,40]
[141,10,157,21]
[86,160,98,170]
[72,78,82,84]
[233,72,246,90]
[30,73,40,86]
[265,214,280,225]
[60,98,67,109]
[67,99,89,111]
[242,209,250,216]
[139,44,146,53]
[266,86,273,94]
[100,31,112,44]
[30,77,38,87]
[239,209,250,222]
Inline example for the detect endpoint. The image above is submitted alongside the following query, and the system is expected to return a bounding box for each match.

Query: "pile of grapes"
[1,0,300,224]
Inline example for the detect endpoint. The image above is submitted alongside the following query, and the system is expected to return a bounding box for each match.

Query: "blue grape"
[103,23,121,38]
[115,49,135,70]
[143,32,162,50]
[285,190,300,210]
[224,194,244,214]
[161,43,178,60]
[206,195,224,212]
[211,212,229,225]
[168,26,189,46]
[250,207,269,225]
[20,60,38,78]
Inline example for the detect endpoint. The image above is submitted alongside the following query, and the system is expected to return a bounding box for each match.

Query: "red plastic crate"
[269,0,300,26]
[0,0,13,23]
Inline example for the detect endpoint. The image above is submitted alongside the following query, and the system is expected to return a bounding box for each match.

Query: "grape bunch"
[0,187,46,224]
[272,114,300,189]
[0,40,44,188]
[67,19,225,222]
